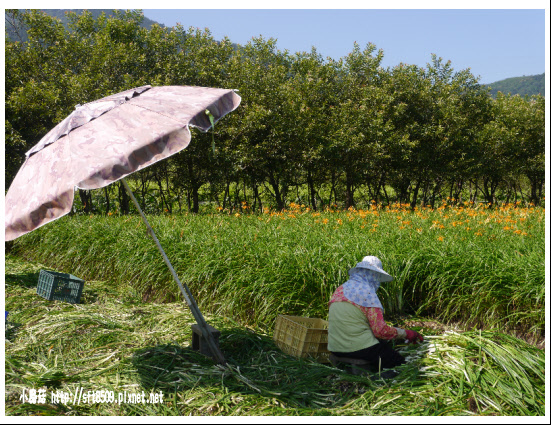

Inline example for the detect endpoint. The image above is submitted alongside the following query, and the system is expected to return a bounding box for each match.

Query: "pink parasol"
[5,85,242,364]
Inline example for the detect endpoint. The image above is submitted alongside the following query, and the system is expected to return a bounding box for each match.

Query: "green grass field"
[4,255,545,415]
[9,203,545,339]
[5,203,545,415]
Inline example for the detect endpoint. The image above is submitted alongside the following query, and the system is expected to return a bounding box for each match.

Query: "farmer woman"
[328,255,423,370]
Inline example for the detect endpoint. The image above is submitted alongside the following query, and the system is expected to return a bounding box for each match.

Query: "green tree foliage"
[384,57,495,208]
[328,43,399,208]
[5,9,545,212]
[285,49,341,210]
[476,93,545,205]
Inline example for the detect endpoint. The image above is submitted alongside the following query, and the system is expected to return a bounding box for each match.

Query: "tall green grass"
[10,204,544,339]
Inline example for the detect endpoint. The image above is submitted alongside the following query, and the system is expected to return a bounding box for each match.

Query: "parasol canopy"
[5,85,241,241]
[5,85,242,364]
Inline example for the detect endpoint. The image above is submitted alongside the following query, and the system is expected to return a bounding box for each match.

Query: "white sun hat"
[352,255,393,282]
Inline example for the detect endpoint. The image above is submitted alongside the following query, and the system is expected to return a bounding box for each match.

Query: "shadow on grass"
[5,320,22,343]
[4,271,41,289]
[130,327,398,411]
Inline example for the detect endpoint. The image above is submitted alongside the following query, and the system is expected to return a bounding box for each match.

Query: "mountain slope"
[484,73,545,98]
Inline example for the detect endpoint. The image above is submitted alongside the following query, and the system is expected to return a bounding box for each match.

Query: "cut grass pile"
[4,254,545,416]
[9,203,545,340]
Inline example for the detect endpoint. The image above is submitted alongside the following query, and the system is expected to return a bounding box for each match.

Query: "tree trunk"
[154,172,171,213]
[329,171,337,207]
[243,179,248,206]
[421,180,430,207]
[222,181,230,210]
[345,171,355,209]
[268,171,285,211]
[382,184,391,207]
[528,173,543,206]
[186,189,192,212]
[469,178,478,203]
[140,172,150,208]
[119,182,130,215]
[307,170,317,211]
[375,171,386,205]
[398,178,410,205]
[78,189,92,213]
[453,179,463,204]
[410,179,422,210]
[252,181,262,212]
[233,182,241,212]
[186,154,199,213]
[103,187,110,214]
[482,176,499,205]
[191,184,199,213]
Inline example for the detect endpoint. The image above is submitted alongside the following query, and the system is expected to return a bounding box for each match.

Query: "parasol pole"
[121,177,226,365]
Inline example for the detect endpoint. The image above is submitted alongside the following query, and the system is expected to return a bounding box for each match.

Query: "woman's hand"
[405,329,424,344]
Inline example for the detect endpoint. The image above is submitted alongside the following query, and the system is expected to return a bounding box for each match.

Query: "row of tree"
[5,9,546,214]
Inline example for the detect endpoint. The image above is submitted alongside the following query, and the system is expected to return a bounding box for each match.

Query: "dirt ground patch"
[402,318,545,350]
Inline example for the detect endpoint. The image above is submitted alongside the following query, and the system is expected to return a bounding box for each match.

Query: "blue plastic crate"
[37,270,85,304]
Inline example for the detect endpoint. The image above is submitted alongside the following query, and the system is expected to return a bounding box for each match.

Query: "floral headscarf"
[342,267,385,311]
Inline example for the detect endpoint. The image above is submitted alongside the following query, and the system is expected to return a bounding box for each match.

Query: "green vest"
[327,301,378,353]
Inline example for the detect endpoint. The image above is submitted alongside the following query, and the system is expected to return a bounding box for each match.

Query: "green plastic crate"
[37,270,85,304]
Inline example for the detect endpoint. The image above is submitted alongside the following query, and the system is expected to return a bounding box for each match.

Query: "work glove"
[405,329,424,344]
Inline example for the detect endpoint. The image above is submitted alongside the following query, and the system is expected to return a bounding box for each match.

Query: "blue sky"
[142,5,547,85]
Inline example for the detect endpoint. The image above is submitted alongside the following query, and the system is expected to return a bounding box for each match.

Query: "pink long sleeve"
[365,307,398,339]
